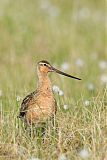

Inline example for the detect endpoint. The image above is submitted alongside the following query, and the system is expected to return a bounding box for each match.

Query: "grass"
[0,0,106,159]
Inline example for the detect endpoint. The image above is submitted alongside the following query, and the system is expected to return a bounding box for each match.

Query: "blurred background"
[0,1,106,159]
[0,0,106,101]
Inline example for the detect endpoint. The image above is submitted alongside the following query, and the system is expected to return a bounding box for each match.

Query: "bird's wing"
[18,91,37,118]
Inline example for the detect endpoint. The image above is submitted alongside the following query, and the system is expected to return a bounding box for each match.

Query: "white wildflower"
[72,8,90,21]
[53,85,60,93]
[100,74,107,84]
[58,153,67,160]
[40,0,60,18]
[79,148,90,159]
[61,62,69,71]
[87,83,95,91]
[99,61,107,70]
[16,95,21,102]
[53,85,64,96]
[76,58,84,67]
[40,0,50,10]
[78,8,90,19]
[84,100,90,107]
[63,104,69,110]
[48,6,60,18]
[59,90,64,96]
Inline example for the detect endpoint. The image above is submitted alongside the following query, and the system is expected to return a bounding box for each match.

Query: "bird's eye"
[44,63,46,66]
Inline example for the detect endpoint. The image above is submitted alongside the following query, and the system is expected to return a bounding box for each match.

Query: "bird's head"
[37,60,81,80]
[37,60,53,74]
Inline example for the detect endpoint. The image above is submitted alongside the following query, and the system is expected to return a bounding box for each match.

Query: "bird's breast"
[36,94,56,113]
[26,93,57,124]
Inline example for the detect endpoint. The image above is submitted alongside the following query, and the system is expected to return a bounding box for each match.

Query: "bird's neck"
[37,73,53,95]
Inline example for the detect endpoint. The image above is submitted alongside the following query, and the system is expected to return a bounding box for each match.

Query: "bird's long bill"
[52,67,81,80]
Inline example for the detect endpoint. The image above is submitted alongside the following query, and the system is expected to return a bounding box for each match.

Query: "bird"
[18,60,81,127]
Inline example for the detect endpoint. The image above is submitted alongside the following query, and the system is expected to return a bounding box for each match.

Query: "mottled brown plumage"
[18,60,81,126]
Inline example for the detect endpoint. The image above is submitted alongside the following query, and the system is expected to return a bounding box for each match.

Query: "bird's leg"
[41,126,46,137]
[33,124,46,143]
[51,114,58,141]
[23,120,34,138]
[52,114,58,132]
[40,126,46,143]
[52,114,56,129]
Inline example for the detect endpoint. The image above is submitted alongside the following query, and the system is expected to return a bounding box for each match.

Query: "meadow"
[0,0,106,159]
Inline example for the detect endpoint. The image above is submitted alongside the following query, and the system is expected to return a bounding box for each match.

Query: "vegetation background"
[0,0,106,159]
